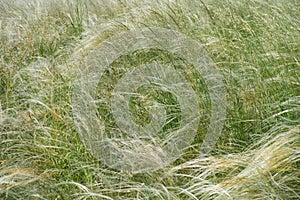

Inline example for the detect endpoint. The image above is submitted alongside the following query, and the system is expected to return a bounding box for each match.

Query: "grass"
[0,0,299,199]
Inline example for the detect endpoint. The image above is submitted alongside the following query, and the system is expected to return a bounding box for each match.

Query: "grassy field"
[0,0,299,199]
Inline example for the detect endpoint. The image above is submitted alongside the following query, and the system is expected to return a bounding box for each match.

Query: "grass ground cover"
[0,0,299,199]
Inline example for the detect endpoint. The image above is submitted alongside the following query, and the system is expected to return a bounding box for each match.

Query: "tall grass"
[0,0,299,199]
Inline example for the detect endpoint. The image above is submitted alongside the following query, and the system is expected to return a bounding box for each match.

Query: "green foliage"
[0,0,299,199]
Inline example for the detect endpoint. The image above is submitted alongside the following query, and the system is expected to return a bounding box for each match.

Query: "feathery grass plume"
[170,126,300,199]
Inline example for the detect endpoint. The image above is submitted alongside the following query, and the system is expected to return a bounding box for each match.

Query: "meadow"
[0,0,299,199]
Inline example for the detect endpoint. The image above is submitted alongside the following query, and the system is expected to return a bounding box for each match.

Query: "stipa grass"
[0,0,299,199]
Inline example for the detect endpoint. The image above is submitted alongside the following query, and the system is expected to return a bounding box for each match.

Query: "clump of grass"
[1,0,299,199]
[170,126,300,199]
